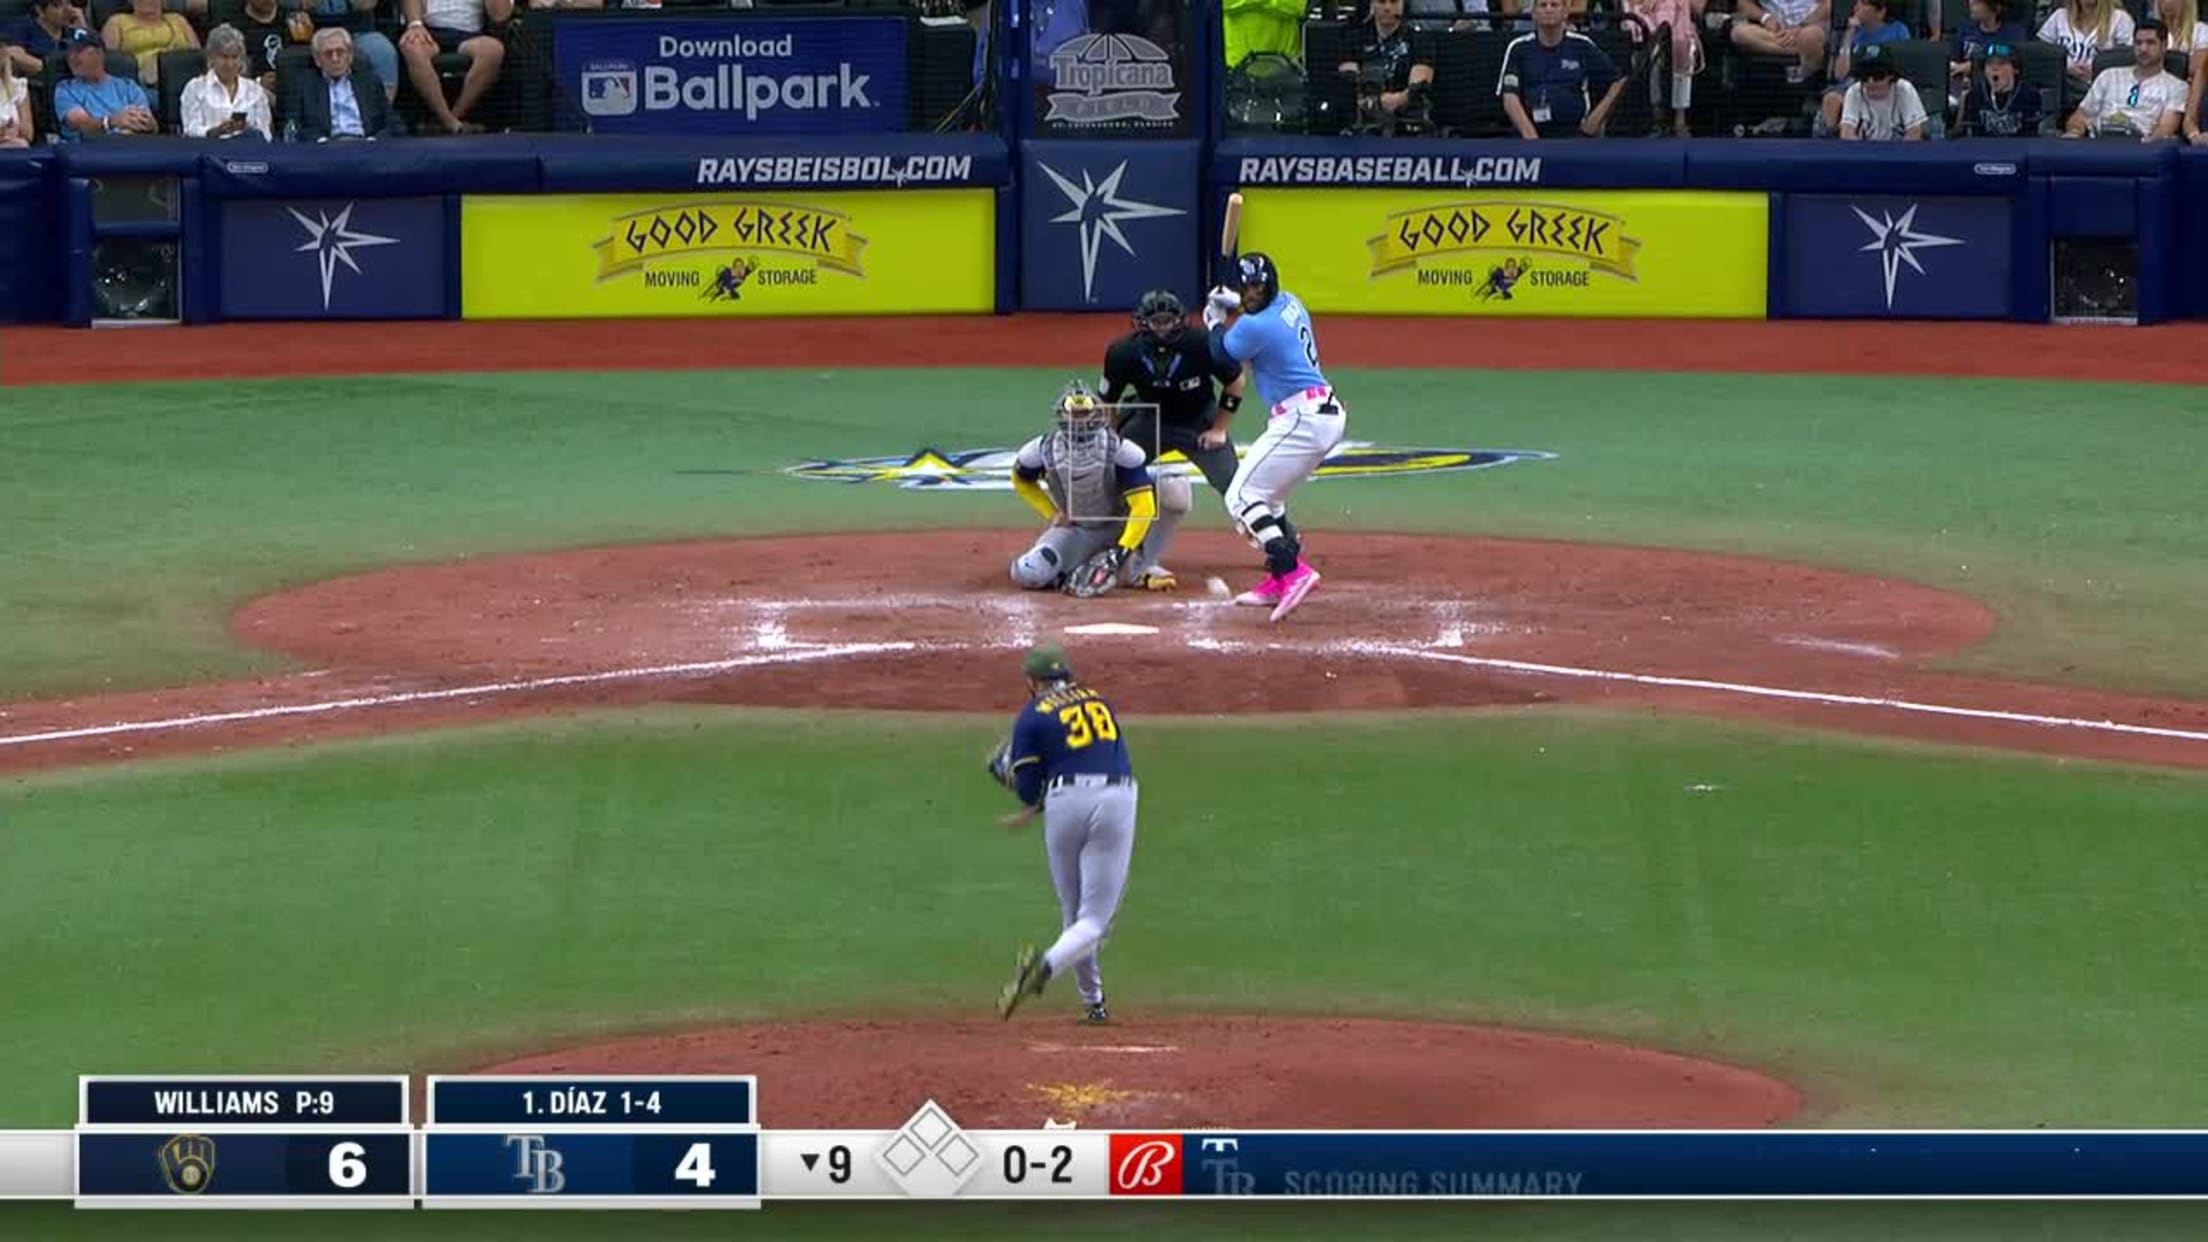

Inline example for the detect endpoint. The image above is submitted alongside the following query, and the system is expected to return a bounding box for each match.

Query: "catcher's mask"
[1133,289,1186,345]
[1053,383,1112,463]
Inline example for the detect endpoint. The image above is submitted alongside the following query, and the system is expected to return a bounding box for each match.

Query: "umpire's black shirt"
[1100,330,1242,429]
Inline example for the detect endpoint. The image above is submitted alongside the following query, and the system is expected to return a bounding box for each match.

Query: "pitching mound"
[471,1016,1802,1131]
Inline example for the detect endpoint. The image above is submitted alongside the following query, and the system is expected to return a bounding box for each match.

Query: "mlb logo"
[1107,1134,1183,1195]
[580,64,638,117]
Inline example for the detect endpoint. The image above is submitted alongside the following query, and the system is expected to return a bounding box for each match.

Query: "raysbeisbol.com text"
[694,155,977,187]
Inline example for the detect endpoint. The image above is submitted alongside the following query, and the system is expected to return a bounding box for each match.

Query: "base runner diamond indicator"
[874,1101,983,1198]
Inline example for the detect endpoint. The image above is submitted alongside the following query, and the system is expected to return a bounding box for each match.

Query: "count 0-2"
[1002,1144,1074,1185]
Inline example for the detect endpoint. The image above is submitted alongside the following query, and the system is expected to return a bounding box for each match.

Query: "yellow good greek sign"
[1241,189,1767,317]
[461,190,994,319]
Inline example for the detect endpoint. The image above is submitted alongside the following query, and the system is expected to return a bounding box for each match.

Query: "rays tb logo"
[506,1135,567,1193]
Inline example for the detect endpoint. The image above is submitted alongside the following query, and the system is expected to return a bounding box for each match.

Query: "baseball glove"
[1064,546,1128,598]
[986,738,1016,789]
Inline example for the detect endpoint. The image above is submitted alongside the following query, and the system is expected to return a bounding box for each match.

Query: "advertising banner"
[555,17,909,136]
[218,196,447,320]
[460,190,994,318]
[1025,0,1193,138]
[1782,194,2013,319]
[1238,189,1768,317]
[1020,140,1199,311]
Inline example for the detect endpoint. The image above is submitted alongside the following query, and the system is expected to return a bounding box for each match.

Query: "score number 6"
[328,1142,368,1189]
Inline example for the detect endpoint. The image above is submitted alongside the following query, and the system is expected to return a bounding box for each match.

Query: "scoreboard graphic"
[11,1074,2208,1206]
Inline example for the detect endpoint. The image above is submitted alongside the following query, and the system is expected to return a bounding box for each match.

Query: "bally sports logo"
[1109,1134,1182,1195]
[581,33,876,122]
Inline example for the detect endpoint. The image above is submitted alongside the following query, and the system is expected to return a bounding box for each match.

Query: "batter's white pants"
[1224,387,1348,538]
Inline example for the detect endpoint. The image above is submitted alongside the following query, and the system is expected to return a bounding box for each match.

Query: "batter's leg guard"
[1010,544,1063,590]
[1236,499,1303,580]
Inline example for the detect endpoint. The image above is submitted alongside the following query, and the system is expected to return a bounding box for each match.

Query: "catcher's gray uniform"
[1007,422,1192,591]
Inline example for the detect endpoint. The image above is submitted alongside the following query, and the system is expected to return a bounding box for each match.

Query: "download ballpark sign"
[558,16,909,136]
[784,441,1556,490]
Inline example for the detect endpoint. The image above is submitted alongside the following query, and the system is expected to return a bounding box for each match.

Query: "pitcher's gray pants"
[1040,779,1139,1006]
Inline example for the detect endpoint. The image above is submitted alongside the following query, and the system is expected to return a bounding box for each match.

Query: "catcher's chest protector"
[1046,431,1123,525]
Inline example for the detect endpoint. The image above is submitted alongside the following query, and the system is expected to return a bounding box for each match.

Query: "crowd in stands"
[0,0,540,141]
[1227,0,2208,137]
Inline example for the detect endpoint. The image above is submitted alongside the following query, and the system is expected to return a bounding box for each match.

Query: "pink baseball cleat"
[1234,575,1284,607]
[1268,562,1322,622]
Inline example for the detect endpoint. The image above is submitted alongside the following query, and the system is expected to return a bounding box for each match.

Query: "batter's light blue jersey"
[1216,291,1330,410]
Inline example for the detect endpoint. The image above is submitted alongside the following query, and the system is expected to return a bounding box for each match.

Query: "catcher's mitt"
[1063,545,1128,598]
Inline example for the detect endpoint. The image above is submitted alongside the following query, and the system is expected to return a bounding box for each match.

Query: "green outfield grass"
[1,367,2204,699]
[5,707,2205,1134]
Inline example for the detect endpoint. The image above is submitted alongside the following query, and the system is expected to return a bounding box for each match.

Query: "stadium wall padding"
[3,136,2203,326]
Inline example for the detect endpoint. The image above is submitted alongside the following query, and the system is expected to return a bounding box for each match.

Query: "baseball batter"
[1008,384,1190,595]
[991,645,1137,1024]
[1100,289,1248,499]
[1204,252,1346,623]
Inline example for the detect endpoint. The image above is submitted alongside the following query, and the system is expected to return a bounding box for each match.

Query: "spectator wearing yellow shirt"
[1226,0,1305,70]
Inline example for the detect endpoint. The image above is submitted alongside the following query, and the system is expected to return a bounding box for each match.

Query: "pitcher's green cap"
[1023,645,1074,681]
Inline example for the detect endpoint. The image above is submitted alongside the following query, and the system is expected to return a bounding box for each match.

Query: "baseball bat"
[1217,192,1243,286]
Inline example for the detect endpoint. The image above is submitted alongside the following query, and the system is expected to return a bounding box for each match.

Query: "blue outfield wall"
[0,133,2203,325]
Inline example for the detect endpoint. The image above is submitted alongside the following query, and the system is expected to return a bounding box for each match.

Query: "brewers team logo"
[1370,200,1641,297]
[593,201,866,292]
[157,1134,217,1195]
[785,441,1555,490]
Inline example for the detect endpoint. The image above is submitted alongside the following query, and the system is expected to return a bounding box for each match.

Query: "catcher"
[1007,382,1190,596]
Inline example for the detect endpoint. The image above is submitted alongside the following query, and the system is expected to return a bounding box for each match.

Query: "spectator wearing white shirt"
[1728,0,1830,84]
[2152,0,2208,140]
[181,24,272,139]
[1836,41,1926,138]
[2039,0,2135,91]
[0,41,30,146]
[2066,19,2186,138]
[398,0,506,135]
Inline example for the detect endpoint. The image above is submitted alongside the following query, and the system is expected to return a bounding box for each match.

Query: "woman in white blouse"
[2156,0,2208,141]
[0,44,32,147]
[181,25,272,140]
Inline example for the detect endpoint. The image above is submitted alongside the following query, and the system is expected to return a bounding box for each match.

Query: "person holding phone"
[181,24,272,138]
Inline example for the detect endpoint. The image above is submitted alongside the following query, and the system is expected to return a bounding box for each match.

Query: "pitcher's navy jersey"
[1216,291,1330,410]
[1008,683,1135,807]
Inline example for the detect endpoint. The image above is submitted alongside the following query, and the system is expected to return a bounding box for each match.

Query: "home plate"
[1026,1043,1181,1055]
[1063,623,1160,636]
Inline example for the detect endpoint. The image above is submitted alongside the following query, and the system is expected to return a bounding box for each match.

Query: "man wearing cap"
[1958,41,2046,135]
[2066,19,2187,139]
[1835,43,1928,139]
[993,645,1139,1026]
[53,28,157,139]
[1819,0,1913,135]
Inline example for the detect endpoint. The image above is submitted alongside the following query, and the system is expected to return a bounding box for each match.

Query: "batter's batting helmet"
[1236,253,1280,312]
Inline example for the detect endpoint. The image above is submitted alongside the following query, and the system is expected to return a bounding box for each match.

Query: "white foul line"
[0,642,914,749]
[1374,646,2208,746]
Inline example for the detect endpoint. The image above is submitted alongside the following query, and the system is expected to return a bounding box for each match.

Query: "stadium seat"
[1887,37,1950,130]
[2091,45,2191,81]
[156,46,201,134]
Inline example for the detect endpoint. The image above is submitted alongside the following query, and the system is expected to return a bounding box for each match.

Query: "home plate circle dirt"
[471,1016,1803,1130]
